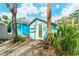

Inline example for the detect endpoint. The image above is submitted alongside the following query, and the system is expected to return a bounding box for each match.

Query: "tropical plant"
[50,23,79,55]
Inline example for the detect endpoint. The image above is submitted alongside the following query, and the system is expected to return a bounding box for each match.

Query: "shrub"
[50,23,79,55]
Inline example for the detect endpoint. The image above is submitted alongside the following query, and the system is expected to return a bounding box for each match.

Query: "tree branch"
[6,3,12,12]
[6,3,18,13]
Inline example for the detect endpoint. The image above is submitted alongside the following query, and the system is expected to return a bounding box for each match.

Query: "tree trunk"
[46,3,51,42]
[12,4,18,43]
[12,14,17,43]
[6,3,18,43]
[43,3,51,49]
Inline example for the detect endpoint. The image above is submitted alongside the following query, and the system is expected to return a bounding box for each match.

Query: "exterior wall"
[36,20,57,40]
[30,20,47,40]
[30,21,36,40]
[10,20,30,35]
[43,23,47,40]
[0,22,12,39]
[17,22,30,35]
[30,20,57,40]
[51,25,57,33]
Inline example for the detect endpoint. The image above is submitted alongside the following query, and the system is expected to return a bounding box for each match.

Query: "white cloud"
[17,3,38,19]
[2,3,79,23]
[53,3,79,21]
[39,6,47,17]
[61,3,79,17]
[0,3,47,22]
[17,3,48,22]
[0,3,48,23]
[56,5,60,8]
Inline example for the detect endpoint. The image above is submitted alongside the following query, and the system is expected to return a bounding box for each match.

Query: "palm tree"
[46,3,51,43]
[6,3,18,43]
[44,3,51,49]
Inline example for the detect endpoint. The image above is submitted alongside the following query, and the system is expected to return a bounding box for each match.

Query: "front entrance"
[38,24,42,40]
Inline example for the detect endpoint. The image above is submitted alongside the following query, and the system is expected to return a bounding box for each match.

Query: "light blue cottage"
[29,18,57,40]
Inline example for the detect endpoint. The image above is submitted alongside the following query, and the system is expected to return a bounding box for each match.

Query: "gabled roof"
[29,18,57,26]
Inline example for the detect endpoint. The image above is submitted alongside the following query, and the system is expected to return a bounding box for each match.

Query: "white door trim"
[37,24,43,40]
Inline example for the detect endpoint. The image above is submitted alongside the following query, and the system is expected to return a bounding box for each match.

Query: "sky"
[0,3,79,22]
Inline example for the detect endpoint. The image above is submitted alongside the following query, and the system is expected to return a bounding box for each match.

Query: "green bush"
[50,23,79,55]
